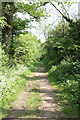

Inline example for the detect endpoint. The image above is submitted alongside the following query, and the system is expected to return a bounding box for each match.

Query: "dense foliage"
[14,33,42,63]
[42,20,80,117]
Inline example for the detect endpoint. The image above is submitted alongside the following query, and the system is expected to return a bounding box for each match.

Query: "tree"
[15,33,42,63]
[2,1,45,48]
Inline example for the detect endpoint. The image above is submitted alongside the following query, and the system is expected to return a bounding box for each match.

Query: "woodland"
[0,0,80,119]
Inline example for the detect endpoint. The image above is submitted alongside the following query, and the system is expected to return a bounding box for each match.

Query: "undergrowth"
[43,58,79,118]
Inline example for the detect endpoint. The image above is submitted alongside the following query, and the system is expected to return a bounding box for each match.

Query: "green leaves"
[12,16,30,36]
[2,1,45,48]
[0,17,10,28]
[16,1,45,20]
[15,33,42,63]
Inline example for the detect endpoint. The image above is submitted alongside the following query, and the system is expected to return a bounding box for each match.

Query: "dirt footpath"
[38,64,63,119]
[2,63,64,120]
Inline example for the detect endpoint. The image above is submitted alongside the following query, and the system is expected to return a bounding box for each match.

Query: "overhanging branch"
[43,0,73,24]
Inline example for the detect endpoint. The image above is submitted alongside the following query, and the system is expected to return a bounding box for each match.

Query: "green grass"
[26,92,41,110]
[1,60,41,118]
[2,66,32,109]
[18,109,41,118]
[30,88,40,93]
[25,73,42,118]
[61,104,78,118]
[18,76,42,118]
[1,65,32,118]
[25,91,41,118]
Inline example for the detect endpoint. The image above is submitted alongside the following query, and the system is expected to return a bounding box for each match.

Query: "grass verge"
[1,61,41,118]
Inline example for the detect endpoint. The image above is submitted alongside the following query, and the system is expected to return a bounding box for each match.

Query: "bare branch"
[61,3,69,18]
[48,0,73,23]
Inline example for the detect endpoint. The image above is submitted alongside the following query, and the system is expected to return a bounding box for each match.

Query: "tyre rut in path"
[3,63,64,120]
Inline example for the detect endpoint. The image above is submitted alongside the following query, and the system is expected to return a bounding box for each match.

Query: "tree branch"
[61,3,69,18]
[48,0,73,24]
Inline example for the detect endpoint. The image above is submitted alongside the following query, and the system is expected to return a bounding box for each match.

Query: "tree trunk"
[2,28,7,44]
[2,2,14,48]
[7,27,12,48]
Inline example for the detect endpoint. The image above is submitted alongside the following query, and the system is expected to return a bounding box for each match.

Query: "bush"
[48,60,79,107]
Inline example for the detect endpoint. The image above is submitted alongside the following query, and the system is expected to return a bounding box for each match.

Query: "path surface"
[2,63,64,120]
[38,65,63,119]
